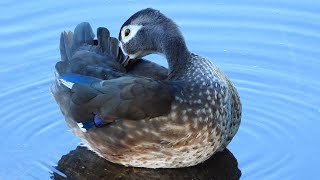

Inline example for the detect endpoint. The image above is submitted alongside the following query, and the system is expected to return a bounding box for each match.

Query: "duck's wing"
[56,22,126,79]
[52,22,128,126]
[59,74,178,123]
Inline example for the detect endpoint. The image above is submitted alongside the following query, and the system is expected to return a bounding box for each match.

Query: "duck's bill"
[122,55,131,67]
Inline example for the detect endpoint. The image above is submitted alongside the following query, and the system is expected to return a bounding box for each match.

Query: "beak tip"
[122,55,131,67]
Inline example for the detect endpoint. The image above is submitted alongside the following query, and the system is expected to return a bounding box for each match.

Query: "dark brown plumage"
[69,76,176,121]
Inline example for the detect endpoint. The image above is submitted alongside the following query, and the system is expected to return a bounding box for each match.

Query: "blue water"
[1,0,320,179]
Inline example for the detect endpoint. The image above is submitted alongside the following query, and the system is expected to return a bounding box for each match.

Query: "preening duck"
[52,8,241,168]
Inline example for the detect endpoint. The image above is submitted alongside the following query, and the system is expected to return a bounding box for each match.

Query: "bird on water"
[52,8,241,168]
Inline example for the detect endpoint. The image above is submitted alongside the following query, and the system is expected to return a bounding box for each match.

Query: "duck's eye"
[124,29,130,37]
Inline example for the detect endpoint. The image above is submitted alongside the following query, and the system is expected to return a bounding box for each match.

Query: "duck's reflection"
[52,146,241,180]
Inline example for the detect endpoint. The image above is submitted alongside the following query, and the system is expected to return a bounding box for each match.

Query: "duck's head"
[119,8,190,68]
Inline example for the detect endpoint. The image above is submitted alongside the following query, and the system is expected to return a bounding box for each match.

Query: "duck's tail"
[59,22,121,61]
[56,22,125,77]
[60,22,95,62]
[96,27,120,58]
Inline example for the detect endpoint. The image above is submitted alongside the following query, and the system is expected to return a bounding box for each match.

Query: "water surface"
[0,0,319,179]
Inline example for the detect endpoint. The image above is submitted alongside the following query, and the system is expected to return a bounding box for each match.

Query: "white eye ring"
[121,25,142,43]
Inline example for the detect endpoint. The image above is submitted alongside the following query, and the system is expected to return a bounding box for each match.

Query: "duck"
[52,8,241,168]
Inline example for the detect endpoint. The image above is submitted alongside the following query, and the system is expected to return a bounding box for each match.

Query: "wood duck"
[52,8,241,168]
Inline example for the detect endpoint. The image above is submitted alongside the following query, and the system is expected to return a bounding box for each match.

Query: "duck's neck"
[161,36,192,79]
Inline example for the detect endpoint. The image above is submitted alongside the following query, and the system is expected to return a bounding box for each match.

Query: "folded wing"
[62,75,177,122]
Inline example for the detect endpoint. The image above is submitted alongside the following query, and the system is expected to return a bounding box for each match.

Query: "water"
[1,0,319,179]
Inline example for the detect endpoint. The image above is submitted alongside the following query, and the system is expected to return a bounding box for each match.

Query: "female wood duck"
[52,8,241,168]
